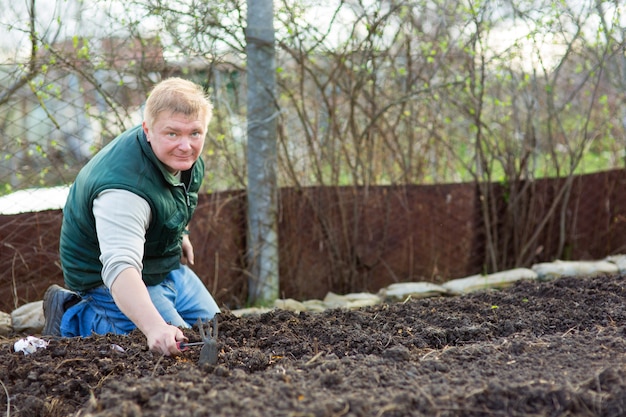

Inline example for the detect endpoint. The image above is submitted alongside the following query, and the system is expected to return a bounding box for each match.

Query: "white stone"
[0,311,12,336]
[605,254,626,274]
[230,307,272,317]
[379,282,449,301]
[322,292,381,309]
[274,298,307,312]
[301,299,329,312]
[442,268,538,294]
[11,301,44,333]
[531,260,618,280]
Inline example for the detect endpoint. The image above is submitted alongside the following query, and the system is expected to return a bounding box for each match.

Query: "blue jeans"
[60,264,221,337]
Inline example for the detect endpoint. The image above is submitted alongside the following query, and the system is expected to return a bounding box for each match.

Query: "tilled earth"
[2,274,626,417]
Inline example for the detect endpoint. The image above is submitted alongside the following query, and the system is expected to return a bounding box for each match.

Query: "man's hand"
[145,322,188,356]
[181,234,194,265]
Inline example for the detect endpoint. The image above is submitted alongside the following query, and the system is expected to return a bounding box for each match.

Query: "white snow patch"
[0,186,70,215]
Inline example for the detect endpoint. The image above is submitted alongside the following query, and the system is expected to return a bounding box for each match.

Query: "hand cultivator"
[176,341,206,350]
[177,315,219,365]
[198,315,219,365]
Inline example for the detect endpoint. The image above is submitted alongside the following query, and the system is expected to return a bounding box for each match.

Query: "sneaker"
[42,284,79,336]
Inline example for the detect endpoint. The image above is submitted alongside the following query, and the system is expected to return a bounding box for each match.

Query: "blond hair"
[144,77,213,128]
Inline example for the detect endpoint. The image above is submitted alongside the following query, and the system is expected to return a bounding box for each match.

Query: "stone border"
[230,256,625,317]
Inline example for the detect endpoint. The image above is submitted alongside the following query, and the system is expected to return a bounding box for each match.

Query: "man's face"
[142,111,207,174]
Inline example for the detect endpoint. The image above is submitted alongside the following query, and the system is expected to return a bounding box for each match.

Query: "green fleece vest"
[60,125,204,291]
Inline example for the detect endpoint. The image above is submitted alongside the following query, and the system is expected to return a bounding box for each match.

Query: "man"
[42,77,220,357]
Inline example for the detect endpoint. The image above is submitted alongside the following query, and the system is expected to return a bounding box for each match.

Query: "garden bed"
[2,274,626,416]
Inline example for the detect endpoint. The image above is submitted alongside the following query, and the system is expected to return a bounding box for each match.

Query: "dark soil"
[2,274,626,417]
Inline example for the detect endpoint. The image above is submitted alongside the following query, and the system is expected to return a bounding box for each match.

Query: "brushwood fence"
[2,168,626,313]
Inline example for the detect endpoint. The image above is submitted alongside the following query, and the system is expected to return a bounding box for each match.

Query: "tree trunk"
[245,0,279,306]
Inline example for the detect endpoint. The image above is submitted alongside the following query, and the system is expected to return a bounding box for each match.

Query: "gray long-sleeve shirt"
[93,189,151,289]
